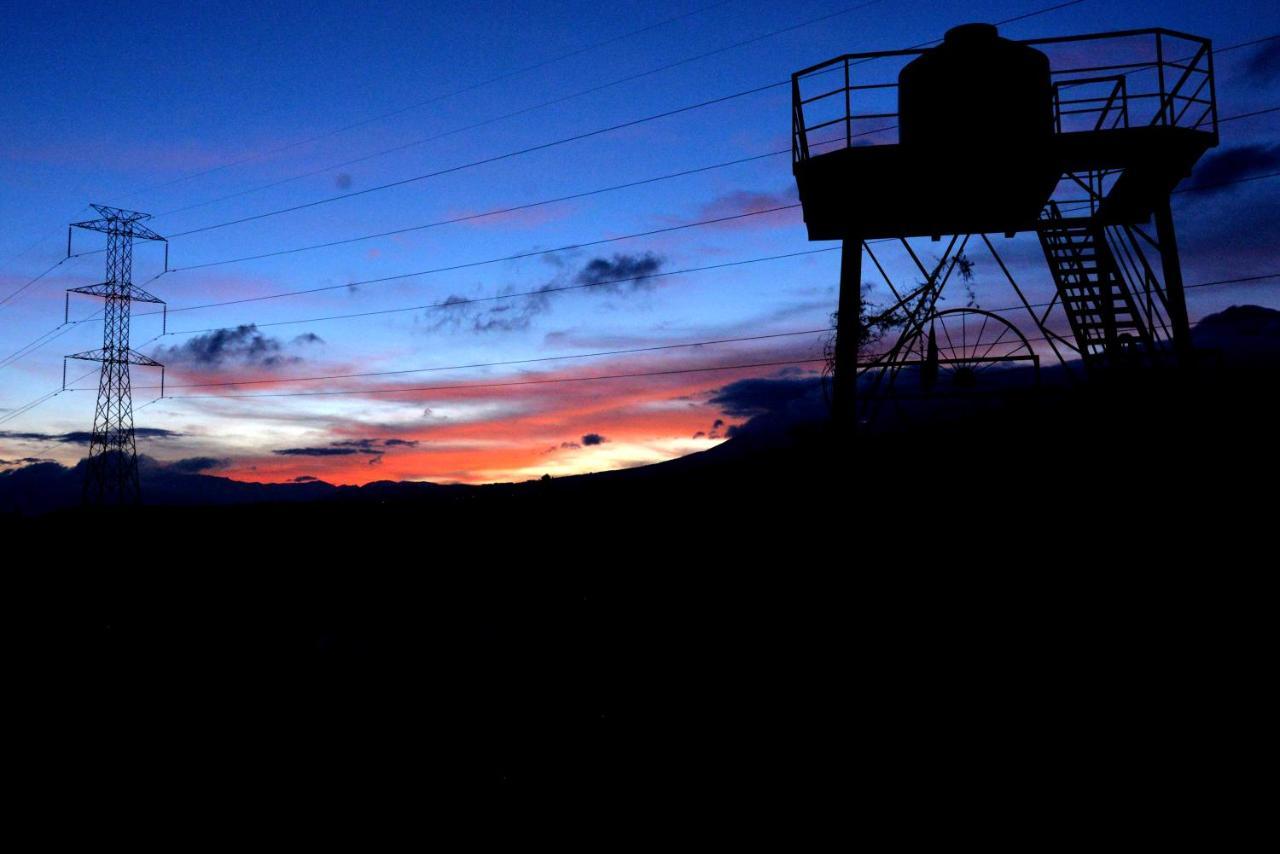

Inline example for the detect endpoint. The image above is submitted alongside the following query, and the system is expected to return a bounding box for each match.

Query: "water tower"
[791,25,1218,420]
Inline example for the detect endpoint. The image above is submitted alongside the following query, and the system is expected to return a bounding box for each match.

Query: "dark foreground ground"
[3,364,1272,828]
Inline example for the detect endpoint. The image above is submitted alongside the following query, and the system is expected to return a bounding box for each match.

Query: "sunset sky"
[2,0,1278,485]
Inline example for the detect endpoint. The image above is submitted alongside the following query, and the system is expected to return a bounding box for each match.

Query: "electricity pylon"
[64,205,167,504]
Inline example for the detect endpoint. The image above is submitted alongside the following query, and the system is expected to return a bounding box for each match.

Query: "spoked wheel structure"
[853,308,1041,425]
[892,308,1040,392]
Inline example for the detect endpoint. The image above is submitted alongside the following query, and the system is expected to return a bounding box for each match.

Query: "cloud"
[0,427,182,444]
[574,252,664,291]
[155,324,322,369]
[581,433,607,446]
[1244,38,1280,81]
[430,290,551,334]
[429,253,666,334]
[273,437,419,458]
[292,475,320,483]
[709,377,824,418]
[696,188,799,228]
[165,456,227,474]
[1189,144,1280,191]
[0,456,54,466]
[331,439,383,451]
[274,447,368,457]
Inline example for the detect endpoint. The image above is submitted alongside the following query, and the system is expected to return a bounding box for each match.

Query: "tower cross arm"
[70,218,167,242]
[67,348,164,367]
[127,221,166,242]
[71,205,166,242]
[66,282,166,304]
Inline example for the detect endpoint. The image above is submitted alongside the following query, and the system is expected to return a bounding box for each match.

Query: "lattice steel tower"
[64,205,167,504]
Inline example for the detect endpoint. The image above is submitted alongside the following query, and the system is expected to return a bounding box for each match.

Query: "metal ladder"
[1038,201,1153,365]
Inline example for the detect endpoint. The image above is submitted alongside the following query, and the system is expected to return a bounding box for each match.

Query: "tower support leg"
[834,234,863,426]
[1153,196,1193,366]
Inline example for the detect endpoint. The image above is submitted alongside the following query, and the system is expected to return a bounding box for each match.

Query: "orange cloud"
[210,346,820,485]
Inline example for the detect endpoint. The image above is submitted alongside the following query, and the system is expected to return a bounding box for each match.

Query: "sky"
[1,0,1278,485]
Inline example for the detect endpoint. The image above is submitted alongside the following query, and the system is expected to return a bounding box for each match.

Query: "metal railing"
[792,28,1218,164]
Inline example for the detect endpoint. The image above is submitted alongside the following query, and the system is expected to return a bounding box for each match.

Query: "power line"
[144,203,808,316]
[995,0,1090,25]
[0,269,167,374]
[128,272,1280,397]
[162,85,798,240]
[1208,34,1279,55]
[859,297,1280,363]
[0,4,742,281]
[152,1,886,220]
[160,357,828,402]
[143,165,1278,325]
[105,168,1277,353]
[0,368,96,427]
[18,271,1280,422]
[977,271,1280,317]
[155,246,840,337]
[138,276,1280,406]
[1056,166,1280,214]
[0,390,61,426]
[161,103,1277,273]
[169,149,792,270]
[153,0,1091,240]
[128,0,742,200]
[0,320,87,371]
[131,329,832,391]
[0,257,69,309]
[1215,106,1280,125]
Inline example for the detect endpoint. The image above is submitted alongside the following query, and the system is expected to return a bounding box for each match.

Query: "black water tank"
[898,23,1052,151]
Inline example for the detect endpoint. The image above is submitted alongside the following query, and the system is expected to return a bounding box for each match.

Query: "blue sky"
[1,0,1278,484]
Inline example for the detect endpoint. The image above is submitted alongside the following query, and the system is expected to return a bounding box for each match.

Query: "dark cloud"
[0,457,54,466]
[1244,39,1280,81]
[273,437,417,457]
[292,475,319,483]
[430,253,665,335]
[560,441,580,450]
[709,377,824,418]
[335,172,353,190]
[574,252,664,291]
[333,437,418,450]
[702,417,729,439]
[331,439,381,451]
[155,324,321,369]
[430,290,551,334]
[581,433,607,446]
[165,456,226,474]
[0,427,182,444]
[1189,144,1280,191]
[274,447,367,457]
[692,431,706,439]
[471,299,546,333]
